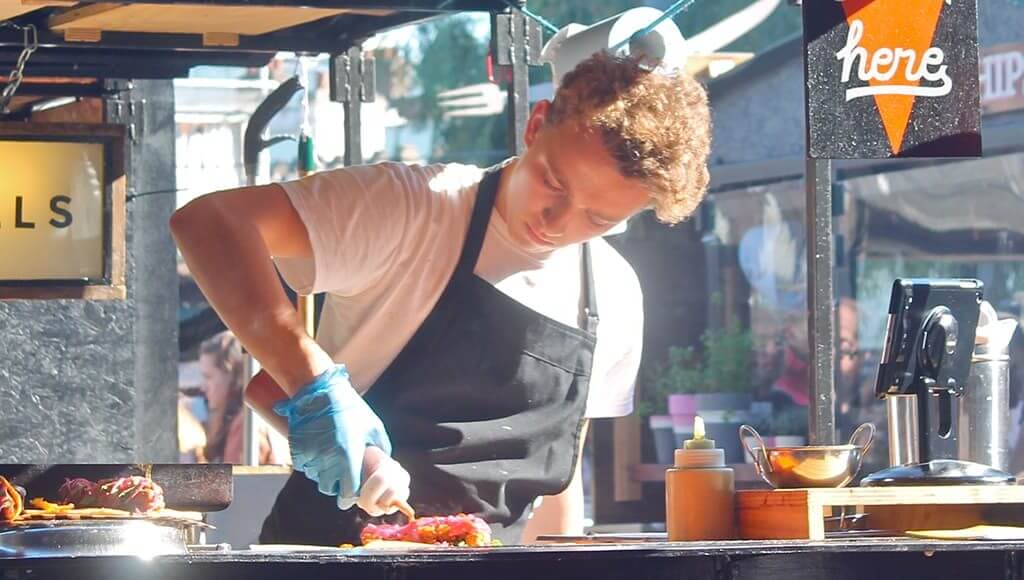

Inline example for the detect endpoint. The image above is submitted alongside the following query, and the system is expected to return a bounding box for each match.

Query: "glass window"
[839,151,1024,472]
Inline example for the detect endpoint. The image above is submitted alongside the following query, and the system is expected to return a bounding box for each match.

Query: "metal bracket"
[493,12,542,68]
[103,81,145,144]
[108,97,144,143]
[127,98,145,144]
[329,48,376,105]
[330,47,375,166]
[490,10,540,155]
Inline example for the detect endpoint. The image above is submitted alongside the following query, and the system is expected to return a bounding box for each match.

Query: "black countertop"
[4,539,1024,580]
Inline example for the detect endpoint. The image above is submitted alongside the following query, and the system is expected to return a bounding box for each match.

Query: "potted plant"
[654,346,704,448]
[649,322,756,463]
[637,379,677,466]
[694,321,756,414]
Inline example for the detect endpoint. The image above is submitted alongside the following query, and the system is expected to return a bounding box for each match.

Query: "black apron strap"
[453,166,502,279]
[579,242,599,335]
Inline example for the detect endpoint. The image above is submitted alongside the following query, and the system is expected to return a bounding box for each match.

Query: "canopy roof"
[1,0,513,79]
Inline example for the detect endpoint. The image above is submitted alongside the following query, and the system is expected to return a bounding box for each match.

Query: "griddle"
[0,464,233,512]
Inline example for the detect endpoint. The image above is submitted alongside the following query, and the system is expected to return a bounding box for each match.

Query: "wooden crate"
[1,0,75,22]
[47,3,394,43]
[737,486,1024,540]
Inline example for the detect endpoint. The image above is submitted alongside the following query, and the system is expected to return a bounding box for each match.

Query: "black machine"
[861,279,1015,486]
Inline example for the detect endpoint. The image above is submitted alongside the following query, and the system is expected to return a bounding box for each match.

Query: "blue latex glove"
[274,364,391,509]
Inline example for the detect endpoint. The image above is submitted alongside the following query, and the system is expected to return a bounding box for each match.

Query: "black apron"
[260,164,598,546]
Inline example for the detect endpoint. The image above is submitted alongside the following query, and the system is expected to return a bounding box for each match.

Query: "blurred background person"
[199,331,288,464]
[178,397,208,463]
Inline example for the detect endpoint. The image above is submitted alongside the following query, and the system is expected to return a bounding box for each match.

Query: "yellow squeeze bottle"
[665,416,736,541]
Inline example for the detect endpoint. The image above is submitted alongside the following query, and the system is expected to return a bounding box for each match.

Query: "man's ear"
[524,100,552,148]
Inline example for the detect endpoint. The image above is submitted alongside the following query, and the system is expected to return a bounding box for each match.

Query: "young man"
[171,51,711,545]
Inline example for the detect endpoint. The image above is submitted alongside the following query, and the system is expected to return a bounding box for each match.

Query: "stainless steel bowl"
[739,423,875,488]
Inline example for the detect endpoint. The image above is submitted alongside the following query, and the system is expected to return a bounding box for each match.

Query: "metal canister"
[886,394,920,467]
[958,350,1011,471]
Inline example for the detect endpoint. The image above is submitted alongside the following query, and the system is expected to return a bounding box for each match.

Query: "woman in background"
[199,331,287,464]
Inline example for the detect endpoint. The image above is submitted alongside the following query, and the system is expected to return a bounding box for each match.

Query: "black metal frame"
[0,125,123,287]
[804,159,836,444]
[0,1,518,77]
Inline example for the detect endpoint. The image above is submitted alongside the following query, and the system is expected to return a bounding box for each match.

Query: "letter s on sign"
[50,195,73,228]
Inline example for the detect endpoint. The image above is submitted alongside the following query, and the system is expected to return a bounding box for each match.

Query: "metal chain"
[0,22,39,114]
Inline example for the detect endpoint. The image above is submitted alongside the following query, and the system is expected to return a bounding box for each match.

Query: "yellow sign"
[0,141,106,281]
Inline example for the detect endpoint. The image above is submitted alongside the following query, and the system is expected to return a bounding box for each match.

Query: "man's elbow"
[170,196,220,246]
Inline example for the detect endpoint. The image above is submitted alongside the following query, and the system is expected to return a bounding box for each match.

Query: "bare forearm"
[171,194,332,394]
[522,464,584,541]
[246,369,290,435]
[522,421,589,542]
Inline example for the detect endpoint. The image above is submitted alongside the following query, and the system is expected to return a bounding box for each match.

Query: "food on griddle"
[95,476,166,513]
[360,513,493,547]
[29,497,77,513]
[57,476,165,513]
[0,476,24,522]
[59,477,98,507]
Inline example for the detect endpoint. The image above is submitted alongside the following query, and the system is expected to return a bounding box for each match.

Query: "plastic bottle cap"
[675,447,726,468]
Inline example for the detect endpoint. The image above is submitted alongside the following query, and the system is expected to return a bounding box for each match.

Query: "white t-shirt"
[275,161,642,418]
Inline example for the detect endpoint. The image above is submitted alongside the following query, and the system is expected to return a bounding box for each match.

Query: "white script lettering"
[836,19,953,102]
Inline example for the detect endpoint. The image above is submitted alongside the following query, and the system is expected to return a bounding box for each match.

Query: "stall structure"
[6,0,1024,576]
[0,0,532,465]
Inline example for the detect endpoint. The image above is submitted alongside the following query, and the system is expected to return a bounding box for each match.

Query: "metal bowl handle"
[739,424,772,473]
[848,422,875,454]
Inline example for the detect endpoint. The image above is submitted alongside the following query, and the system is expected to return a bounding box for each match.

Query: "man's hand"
[274,365,392,507]
[358,446,412,517]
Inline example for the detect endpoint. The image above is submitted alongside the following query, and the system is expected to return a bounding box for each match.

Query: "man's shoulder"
[590,237,642,298]
[363,161,485,190]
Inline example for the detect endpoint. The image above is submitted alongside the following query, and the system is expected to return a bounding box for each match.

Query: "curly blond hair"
[547,52,711,224]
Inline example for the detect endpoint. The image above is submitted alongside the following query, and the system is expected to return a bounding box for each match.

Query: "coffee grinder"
[860,278,1015,486]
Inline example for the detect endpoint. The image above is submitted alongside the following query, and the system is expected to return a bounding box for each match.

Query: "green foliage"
[639,322,755,416]
[770,407,808,436]
[395,0,802,165]
[702,322,755,395]
[400,14,507,165]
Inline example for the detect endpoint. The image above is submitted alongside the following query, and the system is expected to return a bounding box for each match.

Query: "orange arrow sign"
[841,0,946,155]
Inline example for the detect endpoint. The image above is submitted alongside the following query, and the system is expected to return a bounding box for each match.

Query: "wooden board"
[737,486,1024,541]
[48,3,394,36]
[0,0,75,21]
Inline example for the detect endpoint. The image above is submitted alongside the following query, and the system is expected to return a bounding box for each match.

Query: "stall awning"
[845,153,1024,236]
[0,0,514,78]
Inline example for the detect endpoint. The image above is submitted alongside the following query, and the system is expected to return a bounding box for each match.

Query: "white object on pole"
[437,83,507,118]
[685,0,781,56]
[539,7,689,89]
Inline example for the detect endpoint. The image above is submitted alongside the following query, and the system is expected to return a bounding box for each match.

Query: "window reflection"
[706,151,1024,472]
[840,150,1024,472]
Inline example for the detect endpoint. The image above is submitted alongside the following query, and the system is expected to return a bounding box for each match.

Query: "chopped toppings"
[59,476,165,514]
[59,478,98,507]
[0,477,23,523]
[29,498,76,513]
[95,476,166,513]
[361,514,493,547]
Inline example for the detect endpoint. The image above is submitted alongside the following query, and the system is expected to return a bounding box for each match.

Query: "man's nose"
[542,198,571,237]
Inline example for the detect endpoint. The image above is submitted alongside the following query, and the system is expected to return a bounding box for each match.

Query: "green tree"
[398,1,802,166]
[526,0,802,61]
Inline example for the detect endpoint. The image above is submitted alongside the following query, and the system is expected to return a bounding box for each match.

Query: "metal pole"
[806,158,836,445]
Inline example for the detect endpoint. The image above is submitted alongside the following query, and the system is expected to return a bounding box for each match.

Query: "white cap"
[675,447,726,468]
[539,7,689,90]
